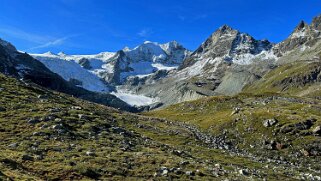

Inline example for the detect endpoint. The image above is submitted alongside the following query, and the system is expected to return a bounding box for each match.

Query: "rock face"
[181,25,274,68]
[129,25,277,107]
[274,15,321,57]
[78,58,92,69]
[311,15,321,36]
[135,15,321,108]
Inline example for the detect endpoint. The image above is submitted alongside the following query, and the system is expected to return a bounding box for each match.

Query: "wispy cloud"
[0,26,51,44]
[137,28,153,38]
[0,25,80,52]
[25,36,70,51]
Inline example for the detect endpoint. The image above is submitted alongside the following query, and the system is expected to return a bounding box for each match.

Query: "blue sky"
[0,0,320,54]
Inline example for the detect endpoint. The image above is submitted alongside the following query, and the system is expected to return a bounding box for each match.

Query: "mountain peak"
[311,14,321,31]
[44,51,56,56]
[289,20,309,39]
[122,46,130,52]
[143,41,157,45]
[161,40,183,51]
[58,52,67,56]
[183,23,274,69]
[164,40,178,46]
[295,20,308,31]
[0,38,17,52]
[217,24,235,33]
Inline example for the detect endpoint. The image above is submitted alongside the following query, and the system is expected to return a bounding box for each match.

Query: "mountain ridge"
[2,14,321,109]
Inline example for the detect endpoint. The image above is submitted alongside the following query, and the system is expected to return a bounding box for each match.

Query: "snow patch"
[111,89,158,106]
[232,50,277,65]
[152,63,178,71]
[67,52,115,62]
[300,44,310,51]
[176,57,219,79]
[292,31,306,38]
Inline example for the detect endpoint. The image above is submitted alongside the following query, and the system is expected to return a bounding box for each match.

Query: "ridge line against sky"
[0,0,320,54]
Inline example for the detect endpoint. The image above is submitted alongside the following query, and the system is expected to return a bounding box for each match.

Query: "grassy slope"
[1,71,320,180]
[0,73,304,180]
[146,93,321,177]
[243,61,321,97]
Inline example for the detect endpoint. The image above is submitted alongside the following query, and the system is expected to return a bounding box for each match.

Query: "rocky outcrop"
[273,62,321,90]
[180,25,274,69]
[138,25,277,107]
[78,58,92,69]
[274,15,321,56]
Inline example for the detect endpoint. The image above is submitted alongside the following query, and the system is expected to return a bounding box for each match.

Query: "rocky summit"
[0,6,321,180]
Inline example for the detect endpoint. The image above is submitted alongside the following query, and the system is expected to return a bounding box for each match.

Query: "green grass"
[145,93,321,172]
[243,61,321,97]
[0,73,320,180]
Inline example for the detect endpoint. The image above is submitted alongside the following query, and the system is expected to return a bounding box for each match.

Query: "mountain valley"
[0,12,321,180]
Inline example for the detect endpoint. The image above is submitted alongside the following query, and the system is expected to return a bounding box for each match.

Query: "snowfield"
[152,63,178,71]
[32,53,110,92]
[111,89,159,106]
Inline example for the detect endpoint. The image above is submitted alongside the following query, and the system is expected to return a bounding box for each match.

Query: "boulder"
[280,119,315,133]
[312,126,321,135]
[37,94,48,99]
[231,107,241,115]
[0,106,6,112]
[185,171,195,176]
[263,118,278,127]
[22,154,34,161]
[86,151,96,156]
[154,167,169,177]
[8,143,18,148]
[239,169,249,176]
[27,118,40,124]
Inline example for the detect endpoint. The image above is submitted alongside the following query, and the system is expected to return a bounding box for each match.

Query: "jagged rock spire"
[294,20,308,32]
[311,14,321,31]
[217,25,235,33]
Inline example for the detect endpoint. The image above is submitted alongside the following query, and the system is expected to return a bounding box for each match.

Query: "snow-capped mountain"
[109,41,190,84]
[139,16,321,108]
[32,41,190,85]
[180,25,276,70]
[120,25,279,107]
[25,14,321,109]
[30,41,190,106]
[156,25,278,97]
